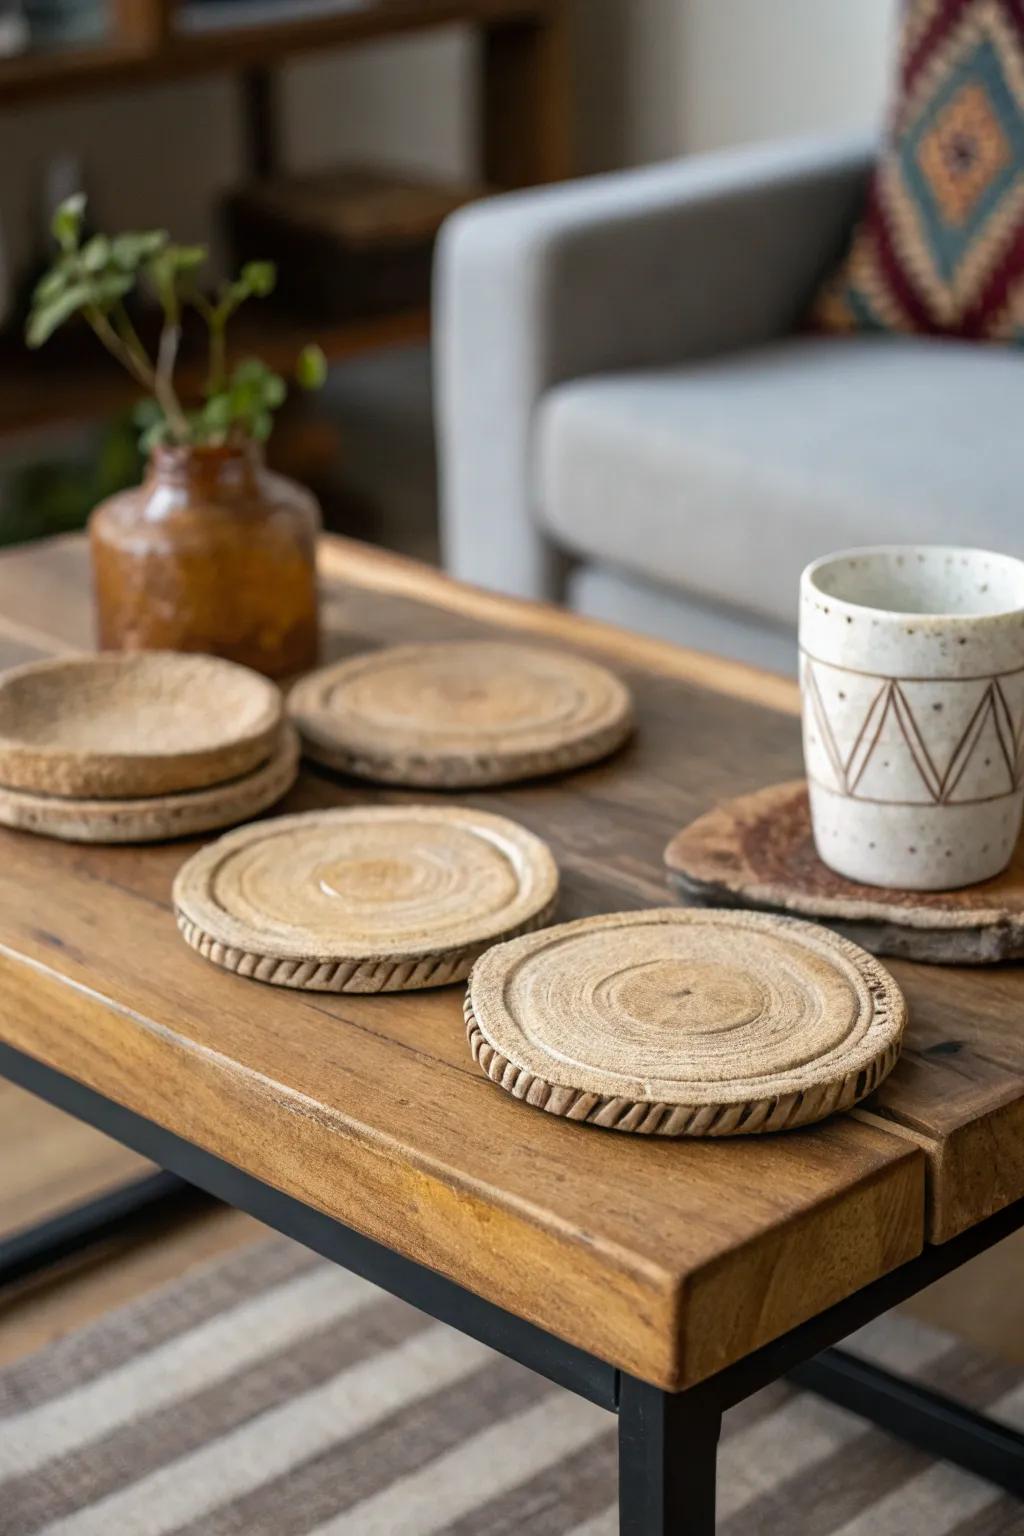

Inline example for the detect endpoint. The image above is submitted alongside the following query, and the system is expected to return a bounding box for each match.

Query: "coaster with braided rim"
[287,641,633,787]
[466,908,906,1136]
[665,779,1024,964]
[0,726,299,844]
[174,804,559,993]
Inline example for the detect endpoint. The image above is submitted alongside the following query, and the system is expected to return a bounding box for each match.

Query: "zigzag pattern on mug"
[803,655,1024,805]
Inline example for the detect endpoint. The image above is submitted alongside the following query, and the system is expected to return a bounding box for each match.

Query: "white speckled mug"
[800,546,1024,890]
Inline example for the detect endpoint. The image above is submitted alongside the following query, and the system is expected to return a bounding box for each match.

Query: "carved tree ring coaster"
[0,652,283,799]
[466,908,906,1137]
[665,779,1024,964]
[287,641,633,787]
[0,726,299,845]
[174,804,559,993]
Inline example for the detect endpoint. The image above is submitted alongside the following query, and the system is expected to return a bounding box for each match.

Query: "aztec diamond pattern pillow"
[814,0,1024,344]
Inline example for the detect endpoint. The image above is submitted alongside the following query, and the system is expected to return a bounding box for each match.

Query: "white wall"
[680,0,900,155]
[574,0,900,172]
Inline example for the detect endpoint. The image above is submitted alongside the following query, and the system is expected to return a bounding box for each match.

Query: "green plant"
[26,195,327,452]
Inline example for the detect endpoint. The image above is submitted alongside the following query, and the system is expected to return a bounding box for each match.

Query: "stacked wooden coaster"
[0,652,299,843]
[174,804,559,992]
[287,640,633,787]
[465,908,907,1136]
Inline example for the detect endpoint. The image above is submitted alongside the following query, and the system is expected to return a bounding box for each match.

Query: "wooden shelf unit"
[0,0,569,440]
[1,0,572,190]
[0,307,431,439]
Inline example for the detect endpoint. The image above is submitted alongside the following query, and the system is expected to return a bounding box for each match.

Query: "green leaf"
[145,245,208,327]
[132,398,164,431]
[157,244,207,276]
[91,272,135,308]
[111,230,168,270]
[51,193,86,253]
[230,356,267,386]
[80,234,112,273]
[295,343,327,390]
[32,267,70,304]
[250,409,273,441]
[26,280,95,347]
[227,383,260,420]
[201,393,234,432]
[240,260,276,298]
[263,371,286,408]
[229,360,270,406]
[133,399,171,454]
[138,418,169,455]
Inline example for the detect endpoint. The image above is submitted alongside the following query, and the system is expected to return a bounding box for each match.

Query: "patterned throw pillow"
[814,0,1024,344]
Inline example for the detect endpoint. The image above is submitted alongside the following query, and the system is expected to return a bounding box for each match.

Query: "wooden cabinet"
[0,0,570,441]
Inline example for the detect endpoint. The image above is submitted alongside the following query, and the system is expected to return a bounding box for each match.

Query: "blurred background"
[0,0,899,562]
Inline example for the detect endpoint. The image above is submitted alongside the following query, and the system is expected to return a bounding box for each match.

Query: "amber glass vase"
[89,441,320,679]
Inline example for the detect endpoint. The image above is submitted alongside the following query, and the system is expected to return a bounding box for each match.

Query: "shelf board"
[0,0,551,107]
[0,306,430,440]
[178,1,376,34]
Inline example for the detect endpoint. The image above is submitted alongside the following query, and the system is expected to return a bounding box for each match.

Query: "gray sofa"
[434,134,1024,675]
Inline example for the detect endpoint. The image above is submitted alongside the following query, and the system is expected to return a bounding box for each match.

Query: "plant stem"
[151,284,186,435]
[185,284,228,396]
[86,303,190,443]
[208,309,228,397]
[112,303,154,380]
[85,306,156,393]
[155,322,189,440]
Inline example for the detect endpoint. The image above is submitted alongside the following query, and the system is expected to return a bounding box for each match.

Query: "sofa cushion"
[536,335,1024,630]
[813,0,1024,343]
[567,563,798,675]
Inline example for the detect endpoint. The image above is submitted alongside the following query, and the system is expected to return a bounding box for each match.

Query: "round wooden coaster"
[287,641,633,787]
[665,779,1024,964]
[0,727,299,845]
[0,652,282,799]
[466,908,905,1137]
[174,804,560,993]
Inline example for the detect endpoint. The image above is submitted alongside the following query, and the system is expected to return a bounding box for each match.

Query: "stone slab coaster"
[287,640,633,787]
[0,726,299,845]
[174,803,560,993]
[466,907,906,1137]
[0,652,283,799]
[665,779,1024,964]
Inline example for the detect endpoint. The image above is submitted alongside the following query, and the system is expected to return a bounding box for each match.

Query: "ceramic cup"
[799,546,1024,890]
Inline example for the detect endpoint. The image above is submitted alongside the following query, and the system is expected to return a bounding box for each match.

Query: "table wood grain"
[1,533,1015,1388]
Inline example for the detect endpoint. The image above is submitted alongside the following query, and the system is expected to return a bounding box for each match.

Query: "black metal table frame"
[2,1038,1022,1534]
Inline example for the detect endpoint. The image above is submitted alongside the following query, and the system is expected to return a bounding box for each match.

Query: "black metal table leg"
[792,1347,1024,1498]
[0,1170,205,1289]
[618,1376,721,1536]
[6,1038,1024,1528]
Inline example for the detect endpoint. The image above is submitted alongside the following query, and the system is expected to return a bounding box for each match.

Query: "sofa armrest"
[434,133,875,600]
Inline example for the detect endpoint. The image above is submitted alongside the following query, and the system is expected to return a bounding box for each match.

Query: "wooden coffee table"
[0,533,1022,1533]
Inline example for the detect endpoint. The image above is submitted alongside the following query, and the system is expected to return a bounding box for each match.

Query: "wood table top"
[0,534,1020,1391]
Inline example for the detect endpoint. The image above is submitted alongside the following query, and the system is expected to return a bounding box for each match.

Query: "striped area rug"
[2,1237,1023,1536]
